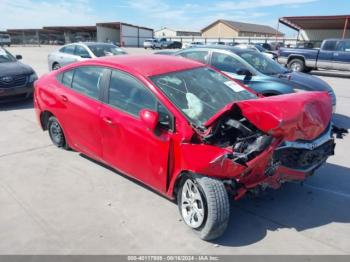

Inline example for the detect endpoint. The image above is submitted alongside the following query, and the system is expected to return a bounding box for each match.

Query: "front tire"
[52,62,61,71]
[47,116,68,149]
[177,174,230,241]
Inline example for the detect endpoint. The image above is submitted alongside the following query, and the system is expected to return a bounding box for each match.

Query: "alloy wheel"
[181,179,205,229]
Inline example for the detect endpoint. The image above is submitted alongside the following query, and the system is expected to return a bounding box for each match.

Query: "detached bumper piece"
[273,139,335,171]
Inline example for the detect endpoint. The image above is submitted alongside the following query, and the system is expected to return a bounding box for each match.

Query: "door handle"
[60,95,68,102]
[102,117,114,126]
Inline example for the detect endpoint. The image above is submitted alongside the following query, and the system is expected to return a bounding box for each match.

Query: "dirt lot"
[0,46,350,254]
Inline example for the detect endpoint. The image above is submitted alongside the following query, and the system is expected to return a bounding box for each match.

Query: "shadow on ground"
[79,150,350,247]
[216,162,350,246]
[0,99,33,111]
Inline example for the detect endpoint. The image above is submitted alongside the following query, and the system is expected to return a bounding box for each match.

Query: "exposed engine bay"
[195,107,274,165]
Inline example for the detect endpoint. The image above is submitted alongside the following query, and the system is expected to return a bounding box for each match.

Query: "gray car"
[48,42,127,71]
[167,46,336,108]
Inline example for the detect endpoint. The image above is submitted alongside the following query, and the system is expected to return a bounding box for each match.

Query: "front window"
[236,50,288,75]
[0,48,16,63]
[150,67,256,125]
[88,44,127,57]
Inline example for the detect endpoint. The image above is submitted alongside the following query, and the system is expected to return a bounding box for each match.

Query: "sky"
[0,0,349,37]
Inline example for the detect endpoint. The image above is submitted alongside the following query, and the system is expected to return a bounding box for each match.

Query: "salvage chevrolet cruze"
[34,55,335,240]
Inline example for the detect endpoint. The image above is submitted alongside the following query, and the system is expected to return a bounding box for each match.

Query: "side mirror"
[139,109,159,131]
[80,54,91,58]
[236,68,252,77]
[16,55,22,60]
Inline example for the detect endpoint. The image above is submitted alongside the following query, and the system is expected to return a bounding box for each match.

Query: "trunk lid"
[204,92,332,141]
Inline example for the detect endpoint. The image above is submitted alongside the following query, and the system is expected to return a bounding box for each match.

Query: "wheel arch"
[40,110,54,130]
[287,55,305,64]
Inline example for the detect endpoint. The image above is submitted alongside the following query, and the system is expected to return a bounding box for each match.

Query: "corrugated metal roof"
[202,19,283,35]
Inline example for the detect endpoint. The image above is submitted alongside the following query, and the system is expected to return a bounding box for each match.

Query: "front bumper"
[273,125,334,172]
[232,126,335,199]
[0,84,34,103]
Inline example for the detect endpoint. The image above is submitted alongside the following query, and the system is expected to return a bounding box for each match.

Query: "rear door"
[59,45,80,66]
[55,66,109,159]
[334,40,350,71]
[317,40,338,70]
[100,69,173,192]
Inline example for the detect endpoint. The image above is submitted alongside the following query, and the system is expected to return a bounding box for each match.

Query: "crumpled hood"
[204,92,332,141]
[0,61,34,77]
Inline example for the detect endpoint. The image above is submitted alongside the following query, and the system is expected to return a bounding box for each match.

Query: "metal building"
[279,15,350,44]
[96,22,153,47]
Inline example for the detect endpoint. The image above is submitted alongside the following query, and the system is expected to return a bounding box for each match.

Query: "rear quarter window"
[59,70,75,88]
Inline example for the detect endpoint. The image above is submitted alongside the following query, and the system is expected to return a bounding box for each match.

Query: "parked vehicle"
[255,42,272,51]
[167,41,182,49]
[182,41,205,49]
[0,34,11,47]
[235,44,277,60]
[158,38,173,48]
[278,39,350,72]
[210,41,226,45]
[144,39,160,49]
[48,42,127,71]
[0,47,37,103]
[170,46,336,108]
[35,55,336,240]
[227,42,240,47]
[270,41,285,51]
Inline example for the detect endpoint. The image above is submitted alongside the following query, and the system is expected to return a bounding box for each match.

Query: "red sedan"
[34,55,334,240]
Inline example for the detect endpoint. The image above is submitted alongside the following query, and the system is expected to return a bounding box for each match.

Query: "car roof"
[92,54,204,77]
[184,45,257,55]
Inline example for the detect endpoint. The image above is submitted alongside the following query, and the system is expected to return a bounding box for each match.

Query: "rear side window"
[322,41,337,51]
[71,67,105,99]
[178,51,209,64]
[336,40,350,52]
[61,70,74,88]
[75,45,91,58]
[108,70,157,116]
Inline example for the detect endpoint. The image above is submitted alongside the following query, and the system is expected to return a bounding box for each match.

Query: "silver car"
[48,42,127,71]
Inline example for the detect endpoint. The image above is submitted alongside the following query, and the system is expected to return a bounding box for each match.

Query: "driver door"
[100,69,173,193]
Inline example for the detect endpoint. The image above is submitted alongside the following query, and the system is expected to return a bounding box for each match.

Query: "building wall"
[176,31,201,37]
[300,29,350,41]
[202,22,239,38]
[155,28,176,37]
[138,28,153,46]
[97,25,120,43]
[121,24,153,47]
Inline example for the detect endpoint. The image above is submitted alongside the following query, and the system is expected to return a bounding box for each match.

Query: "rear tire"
[288,58,305,72]
[47,116,69,149]
[177,174,230,241]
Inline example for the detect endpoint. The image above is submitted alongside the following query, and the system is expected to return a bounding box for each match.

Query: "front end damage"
[184,92,341,200]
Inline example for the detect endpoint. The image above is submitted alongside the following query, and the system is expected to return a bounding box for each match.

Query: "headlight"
[293,88,307,93]
[29,73,38,82]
